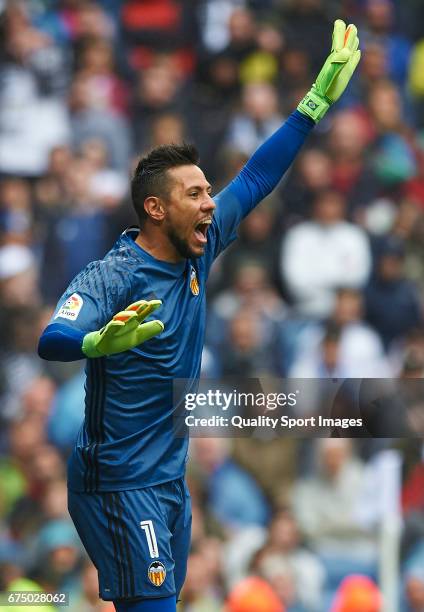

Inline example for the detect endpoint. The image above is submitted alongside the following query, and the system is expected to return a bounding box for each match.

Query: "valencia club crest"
[148,561,166,587]
[190,266,200,296]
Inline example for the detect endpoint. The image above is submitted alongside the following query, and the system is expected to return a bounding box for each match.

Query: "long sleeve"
[38,257,128,362]
[228,110,315,215]
[206,110,315,265]
[38,323,86,361]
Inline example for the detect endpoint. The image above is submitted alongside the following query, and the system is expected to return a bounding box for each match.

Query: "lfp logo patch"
[55,293,83,321]
[148,561,166,587]
[190,266,200,296]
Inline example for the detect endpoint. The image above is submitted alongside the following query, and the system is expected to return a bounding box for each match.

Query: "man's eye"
[190,192,198,197]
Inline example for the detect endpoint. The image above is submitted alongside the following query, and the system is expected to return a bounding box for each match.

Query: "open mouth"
[194,219,212,244]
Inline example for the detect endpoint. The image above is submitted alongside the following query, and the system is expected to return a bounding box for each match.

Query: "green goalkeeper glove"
[82,299,164,358]
[297,19,361,123]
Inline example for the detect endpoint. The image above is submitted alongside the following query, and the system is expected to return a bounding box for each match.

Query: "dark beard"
[167,226,200,259]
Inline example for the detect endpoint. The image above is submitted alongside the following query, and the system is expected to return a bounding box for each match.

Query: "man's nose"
[201,195,216,212]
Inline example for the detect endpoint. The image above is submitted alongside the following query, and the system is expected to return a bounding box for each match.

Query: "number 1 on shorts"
[140,520,159,558]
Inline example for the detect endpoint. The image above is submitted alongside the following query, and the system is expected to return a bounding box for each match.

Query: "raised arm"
[235,19,360,211]
[210,20,360,255]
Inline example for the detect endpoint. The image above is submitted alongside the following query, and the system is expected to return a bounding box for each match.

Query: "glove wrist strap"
[82,332,104,359]
[297,87,331,123]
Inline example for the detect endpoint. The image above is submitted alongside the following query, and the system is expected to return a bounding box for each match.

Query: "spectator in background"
[149,113,187,149]
[33,145,74,214]
[362,0,411,90]
[255,22,285,70]
[74,36,129,117]
[46,368,86,453]
[132,53,186,153]
[69,73,131,171]
[367,79,416,187]
[120,0,198,73]
[188,51,239,180]
[327,111,378,213]
[68,558,115,612]
[279,45,312,115]
[30,519,83,595]
[0,2,69,177]
[409,35,424,128]
[231,433,298,510]
[219,195,281,288]
[365,236,422,350]
[401,443,424,574]
[0,416,46,521]
[40,479,69,523]
[6,442,64,545]
[78,138,128,209]
[26,444,65,502]
[39,157,112,301]
[0,245,39,309]
[20,376,55,428]
[359,39,390,98]
[253,510,325,612]
[180,546,223,611]
[289,288,391,377]
[188,438,270,531]
[0,179,33,246]
[390,198,424,301]
[402,132,424,211]
[207,259,286,365]
[389,328,424,381]
[281,190,371,318]
[36,0,116,47]
[404,570,424,612]
[282,0,332,74]
[220,305,282,377]
[289,322,344,378]
[237,24,281,87]
[0,306,46,423]
[291,440,377,590]
[199,0,245,53]
[220,8,257,67]
[282,148,333,226]
[226,82,283,157]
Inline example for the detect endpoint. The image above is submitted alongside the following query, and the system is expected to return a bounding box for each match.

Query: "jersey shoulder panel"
[53,239,147,331]
[67,251,133,310]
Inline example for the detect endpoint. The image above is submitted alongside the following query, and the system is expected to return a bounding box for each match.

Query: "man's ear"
[144,196,165,223]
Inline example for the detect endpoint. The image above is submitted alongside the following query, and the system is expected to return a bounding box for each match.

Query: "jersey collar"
[122,227,187,275]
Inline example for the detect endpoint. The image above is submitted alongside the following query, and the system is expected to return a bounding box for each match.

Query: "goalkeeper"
[38,21,360,612]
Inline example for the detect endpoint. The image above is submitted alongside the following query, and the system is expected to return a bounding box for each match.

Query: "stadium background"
[0,0,424,610]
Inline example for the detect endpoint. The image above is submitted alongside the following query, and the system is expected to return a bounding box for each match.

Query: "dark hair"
[131,143,199,226]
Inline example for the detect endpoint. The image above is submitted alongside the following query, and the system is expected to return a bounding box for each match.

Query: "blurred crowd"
[1,0,424,610]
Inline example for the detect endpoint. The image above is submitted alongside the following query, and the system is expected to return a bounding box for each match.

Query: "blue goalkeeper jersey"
[58,215,236,492]
[43,111,314,493]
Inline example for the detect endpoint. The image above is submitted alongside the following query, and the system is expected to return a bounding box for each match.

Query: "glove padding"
[297,19,361,122]
[82,300,164,358]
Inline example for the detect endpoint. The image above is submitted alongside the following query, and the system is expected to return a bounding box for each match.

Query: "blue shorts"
[67,478,191,602]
